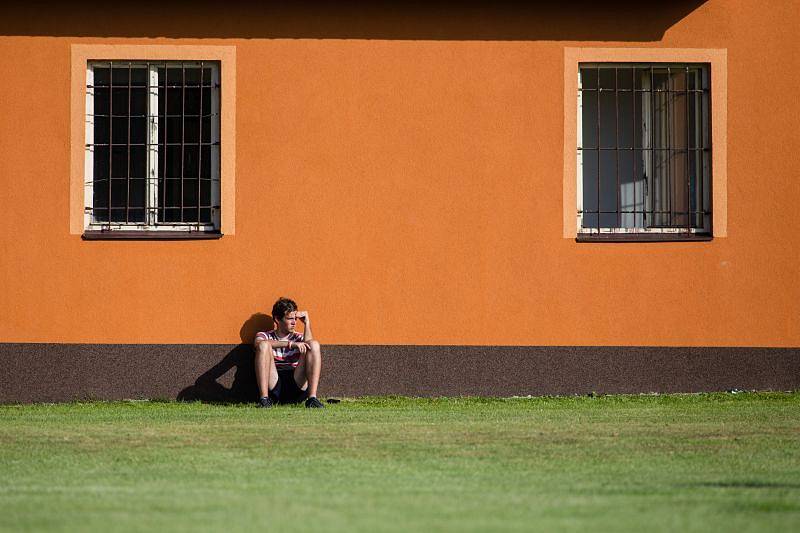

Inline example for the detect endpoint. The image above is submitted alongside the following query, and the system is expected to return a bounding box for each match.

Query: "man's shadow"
[176,313,272,403]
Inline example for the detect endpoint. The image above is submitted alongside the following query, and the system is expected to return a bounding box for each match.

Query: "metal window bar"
[649,65,655,228]
[126,61,131,224]
[615,67,620,228]
[577,63,711,237]
[180,62,185,223]
[683,66,692,234]
[667,66,672,227]
[198,61,204,225]
[695,68,701,228]
[696,66,711,225]
[701,66,709,231]
[85,60,221,232]
[210,65,221,229]
[632,66,637,228]
[162,63,169,224]
[596,65,600,234]
[108,60,113,228]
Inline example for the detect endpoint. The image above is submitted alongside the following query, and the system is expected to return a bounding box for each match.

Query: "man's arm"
[254,336,293,350]
[298,311,314,342]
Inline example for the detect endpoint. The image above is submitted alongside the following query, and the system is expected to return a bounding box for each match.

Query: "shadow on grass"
[685,481,800,490]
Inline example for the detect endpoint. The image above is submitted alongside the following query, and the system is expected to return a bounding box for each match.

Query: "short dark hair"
[272,297,297,321]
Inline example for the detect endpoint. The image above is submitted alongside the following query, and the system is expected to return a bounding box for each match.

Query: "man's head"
[272,297,298,334]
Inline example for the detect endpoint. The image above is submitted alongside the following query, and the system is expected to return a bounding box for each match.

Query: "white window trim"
[83,60,221,233]
[562,48,727,240]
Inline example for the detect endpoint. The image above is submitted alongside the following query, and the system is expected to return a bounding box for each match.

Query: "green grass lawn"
[1,393,798,532]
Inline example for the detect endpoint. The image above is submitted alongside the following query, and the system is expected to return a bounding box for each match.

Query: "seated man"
[254,297,325,408]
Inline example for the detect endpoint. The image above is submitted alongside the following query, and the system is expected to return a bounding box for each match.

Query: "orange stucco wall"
[0,1,798,347]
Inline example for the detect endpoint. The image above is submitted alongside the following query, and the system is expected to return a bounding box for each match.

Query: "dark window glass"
[94,116,109,144]
[184,117,200,143]
[598,68,615,90]
[110,146,128,179]
[581,149,598,229]
[94,88,110,115]
[183,146,199,178]
[579,63,710,234]
[131,88,147,116]
[129,146,146,179]
[91,61,219,228]
[111,67,129,86]
[130,117,147,146]
[580,90,597,149]
[94,68,110,87]
[201,146,212,179]
[164,117,183,144]
[111,117,128,145]
[617,68,633,91]
[131,67,148,87]
[112,88,129,116]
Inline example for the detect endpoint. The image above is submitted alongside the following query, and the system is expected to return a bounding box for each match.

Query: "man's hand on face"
[296,311,309,323]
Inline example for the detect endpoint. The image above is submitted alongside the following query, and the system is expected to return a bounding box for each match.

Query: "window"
[84,61,221,236]
[577,63,711,240]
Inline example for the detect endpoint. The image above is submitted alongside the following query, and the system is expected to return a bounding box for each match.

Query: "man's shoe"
[305,396,325,409]
[257,396,274,408]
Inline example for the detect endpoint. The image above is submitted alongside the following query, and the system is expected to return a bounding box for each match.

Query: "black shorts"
[268,368,308,405]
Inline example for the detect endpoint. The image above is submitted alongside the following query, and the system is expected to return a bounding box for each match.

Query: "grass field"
[1,393,798,532]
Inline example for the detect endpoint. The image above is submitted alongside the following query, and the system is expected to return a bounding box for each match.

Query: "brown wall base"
[1,344,798,403]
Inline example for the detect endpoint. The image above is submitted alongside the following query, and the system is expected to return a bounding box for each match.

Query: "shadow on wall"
[2,0,707,41]
[176,313,273,403]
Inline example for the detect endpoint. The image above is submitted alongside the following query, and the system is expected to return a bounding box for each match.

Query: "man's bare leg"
[293,340,322,399]
[254,340,279,399]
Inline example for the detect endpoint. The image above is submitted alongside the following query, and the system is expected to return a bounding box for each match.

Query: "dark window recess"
[578,63,711,239]
[88,61,219,231]
[156,65,214,224]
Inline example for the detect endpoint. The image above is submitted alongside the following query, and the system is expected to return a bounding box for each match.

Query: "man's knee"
[255,341,274,357]
[307,339,321,352]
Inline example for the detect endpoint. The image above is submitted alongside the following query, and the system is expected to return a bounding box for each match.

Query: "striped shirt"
[255,330,305,370]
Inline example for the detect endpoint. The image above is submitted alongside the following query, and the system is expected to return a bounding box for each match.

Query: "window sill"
[576,233,712,243]
[82,230,223,241]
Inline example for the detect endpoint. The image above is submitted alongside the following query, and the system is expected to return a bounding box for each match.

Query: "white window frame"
[84,60,221,232]
[576,62,711,236]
